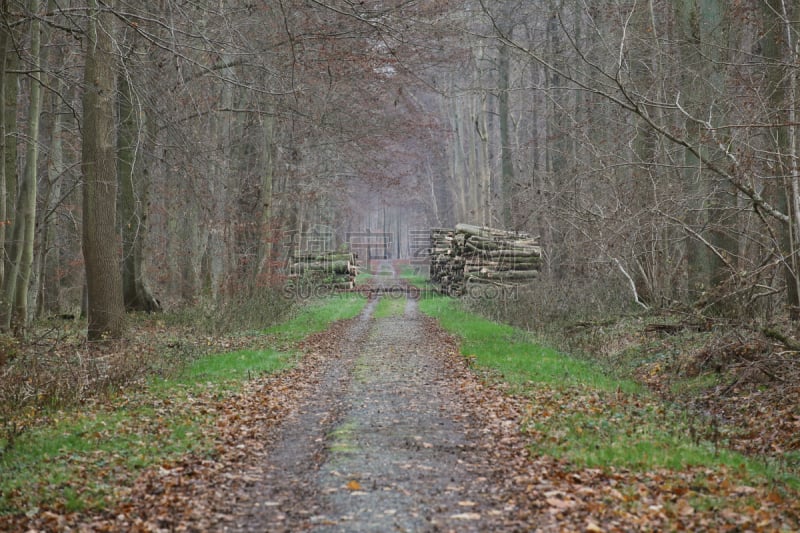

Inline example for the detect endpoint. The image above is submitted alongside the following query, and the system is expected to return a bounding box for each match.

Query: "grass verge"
[374,295,407,318]
[420,296,639,394]
[0,294,367,516]
[264,293,366,344]
[418,295,799,491]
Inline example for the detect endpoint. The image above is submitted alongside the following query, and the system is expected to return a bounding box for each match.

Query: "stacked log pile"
[429,228,458,288]
[430,223,541,295]
[288,251,358,289]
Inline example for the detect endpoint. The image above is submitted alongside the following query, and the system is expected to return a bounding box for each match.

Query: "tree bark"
[498,40,514,228]
[82,0,125,339]
[35,75,67,316]
[257,109,276,279]
[0,1,8,319]
[117,69,160,312]
[10,0,44,331]
[0,4,18,331]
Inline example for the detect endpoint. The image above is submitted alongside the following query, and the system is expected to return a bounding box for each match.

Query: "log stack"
[430,223,541,295]
[288,251,359,289]
[429,228,457,288]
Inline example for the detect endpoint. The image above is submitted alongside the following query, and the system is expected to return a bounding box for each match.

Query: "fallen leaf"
[451,512,481,520]
[675,498,694,516]
[546,497,576,509]
[585,521,604,533]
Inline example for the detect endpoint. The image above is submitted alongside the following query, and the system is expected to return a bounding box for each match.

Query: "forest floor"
[3,263,800,531]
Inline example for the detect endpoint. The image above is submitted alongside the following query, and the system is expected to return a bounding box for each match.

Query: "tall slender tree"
[82,0,125,339]
[1,0,42,332]
[117,67,160,312]
[0,0,10,316]
[0,1,19,330]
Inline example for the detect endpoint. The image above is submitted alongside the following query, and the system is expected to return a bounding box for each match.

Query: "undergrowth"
[163,284,292,335]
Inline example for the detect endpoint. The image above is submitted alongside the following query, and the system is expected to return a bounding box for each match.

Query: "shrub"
[0,335,18,367]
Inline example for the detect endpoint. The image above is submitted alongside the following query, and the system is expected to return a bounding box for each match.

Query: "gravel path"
[231,266,519,532]
[312,299,502,532]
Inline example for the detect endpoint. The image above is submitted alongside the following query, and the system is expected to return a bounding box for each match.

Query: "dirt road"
[230,303,505,531]
[229,264,524,531]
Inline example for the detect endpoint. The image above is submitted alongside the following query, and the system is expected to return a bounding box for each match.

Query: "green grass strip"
[264,293,366,343]
[373,296,406,318]
[419,295,639,393]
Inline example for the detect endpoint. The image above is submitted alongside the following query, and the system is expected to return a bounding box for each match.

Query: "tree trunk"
[206,56,236,302]
[82,0,125,340]
[35,75,67,317]
[117,70,160,312]
[30,0,65,319]
[498,40,514,228]
[0,6,18,331]
[0,2,8,316]
[677,0,716,304]
[761,0,800,319]
[257,109,276,279]
[2,0,41,332]
[10,0,44,331]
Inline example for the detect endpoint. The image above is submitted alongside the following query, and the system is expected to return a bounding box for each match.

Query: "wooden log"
[430,224,543,295]
[473,269,539,281]
[463,233,538,245]
[483,247,542,258]
[463,256,539,264]
[494,263,540,272]
[455,223,532,240]
[464,240,540,255]
[464,275,515,287]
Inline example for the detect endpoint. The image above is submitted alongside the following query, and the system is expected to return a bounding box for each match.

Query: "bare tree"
[82,0,125,339]
[464,0,800,320]
[1,0,43,333]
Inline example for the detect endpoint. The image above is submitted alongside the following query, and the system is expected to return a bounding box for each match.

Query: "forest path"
[229,262,523,531]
